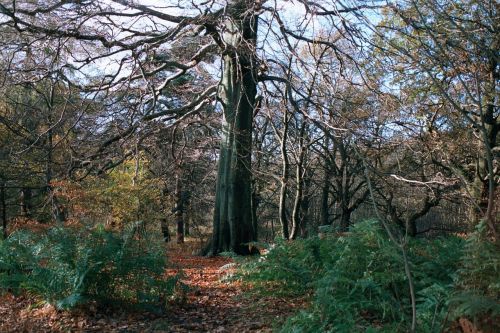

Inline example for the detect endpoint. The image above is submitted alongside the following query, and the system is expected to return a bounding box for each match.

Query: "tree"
[0,76,87,224]
[0,0,383,252]
[373,0,499,238]
[211,0,259,254]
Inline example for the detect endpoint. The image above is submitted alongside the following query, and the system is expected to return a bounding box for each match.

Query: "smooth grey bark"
[290,120,307,240]
[211,1,258,255]
[277,109,290,239]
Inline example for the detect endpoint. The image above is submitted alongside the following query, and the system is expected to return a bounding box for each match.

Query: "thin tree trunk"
[299,171,311,237]
[160,218,170,242]
[20,187,31,217]
[46,84,65,224]
[271,219,275,239]
[290,169,303,239]
[47,133,65,224]
[251,101,266,241]
[338,142,350,232]
[1,183,7,239]
[278,108,290,239]
[175,172,184,244]
[290,120,307,240]
[320,138,331,226]
[251,182,260,241]
[320,181,329,225]
[184,213,190,236]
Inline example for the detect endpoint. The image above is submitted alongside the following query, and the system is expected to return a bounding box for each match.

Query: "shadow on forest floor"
[0,239,305,332]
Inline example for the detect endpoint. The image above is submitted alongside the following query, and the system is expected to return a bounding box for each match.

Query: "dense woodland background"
[0,0,498,332]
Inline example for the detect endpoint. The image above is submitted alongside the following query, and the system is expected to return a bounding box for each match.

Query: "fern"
[240,220,465,332]
[451,221,500,325]
[0,224,176,310]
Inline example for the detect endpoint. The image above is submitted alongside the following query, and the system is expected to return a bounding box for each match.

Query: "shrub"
[0,222,177,310]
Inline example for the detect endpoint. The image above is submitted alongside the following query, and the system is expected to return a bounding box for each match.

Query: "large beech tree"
[211,1,258,254]
[0,0,260,254]
[0,0,377,252]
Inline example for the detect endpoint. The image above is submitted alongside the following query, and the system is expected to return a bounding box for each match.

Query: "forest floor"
[0,240,305,332]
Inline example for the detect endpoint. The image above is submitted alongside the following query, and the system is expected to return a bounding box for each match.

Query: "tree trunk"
[299,171,311,238]
[339,205,352,232]
[338,146,350,232]
[320,137,331,226]
[278,108,290,239]
[175,173,184,244]
[480,53,499,238]
[184,214,190,237]
[290,169,303,239]
[278,175,289,239]
[407,218,418,237]
[251,181,260,240]
[251,104,267,241]
[320,182,329,225]
[20,187,32,217]
[47,150,65,224]
[160,218,171,242]
[290,120,307,240]
[211,1,258,255]
[1,183,7,239]
[271,219,275,239]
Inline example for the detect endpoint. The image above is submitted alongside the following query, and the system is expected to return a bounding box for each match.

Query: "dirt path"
[0,243,301,332]
[165,246,283,332]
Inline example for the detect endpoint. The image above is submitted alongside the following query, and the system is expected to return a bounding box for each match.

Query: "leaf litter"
[0,241,305,332]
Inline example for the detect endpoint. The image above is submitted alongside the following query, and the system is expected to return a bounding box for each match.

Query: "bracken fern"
[0,222,177,311]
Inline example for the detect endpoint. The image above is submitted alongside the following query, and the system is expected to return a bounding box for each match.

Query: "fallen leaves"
[0,242,306,332]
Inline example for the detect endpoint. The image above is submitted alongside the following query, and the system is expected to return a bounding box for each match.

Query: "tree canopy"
[0,1,498,331]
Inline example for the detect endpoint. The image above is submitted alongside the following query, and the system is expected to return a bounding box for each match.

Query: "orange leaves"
[0,241,307,332]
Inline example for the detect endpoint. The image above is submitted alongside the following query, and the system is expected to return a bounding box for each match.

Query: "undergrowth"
[0,222,178,311]
[451,222,500,329]
[239,220,499,332]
